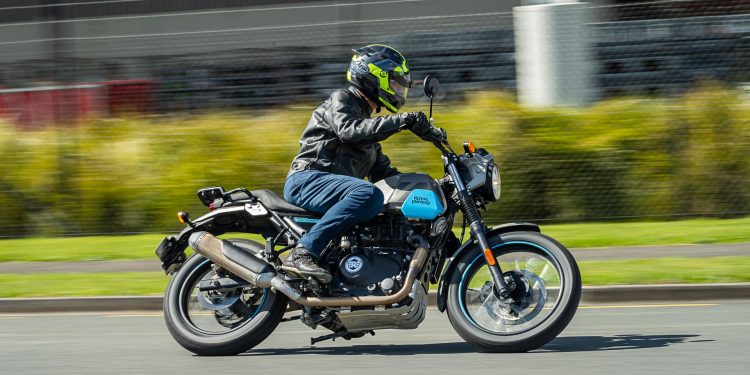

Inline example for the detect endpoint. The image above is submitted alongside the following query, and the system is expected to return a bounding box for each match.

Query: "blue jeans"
[284,170,384,257]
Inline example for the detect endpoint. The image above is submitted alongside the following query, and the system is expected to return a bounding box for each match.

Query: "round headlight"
[481,162,501,202]
[491,165,501,201]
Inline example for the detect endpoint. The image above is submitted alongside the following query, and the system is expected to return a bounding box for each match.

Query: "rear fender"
[155,204,277,274]
[435,222,540,312]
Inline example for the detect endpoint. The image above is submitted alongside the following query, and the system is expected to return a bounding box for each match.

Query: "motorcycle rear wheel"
[163,239,287,356]
[446,231,581,352]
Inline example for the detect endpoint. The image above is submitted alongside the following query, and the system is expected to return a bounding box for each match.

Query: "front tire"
[163,239,288,356]
[446,231,581,352]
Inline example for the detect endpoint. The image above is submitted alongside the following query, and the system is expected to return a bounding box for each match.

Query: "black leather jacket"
[287,87,405,181]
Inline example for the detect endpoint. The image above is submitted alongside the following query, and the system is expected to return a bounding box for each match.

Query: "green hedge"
[1,84,748,236]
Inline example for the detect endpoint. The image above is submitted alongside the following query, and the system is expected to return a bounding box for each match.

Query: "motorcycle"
[155,76,581,355]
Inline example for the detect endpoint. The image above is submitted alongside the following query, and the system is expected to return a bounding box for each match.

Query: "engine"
[328,215,414,297]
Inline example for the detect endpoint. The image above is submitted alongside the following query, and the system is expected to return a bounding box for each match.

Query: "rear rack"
[197,186,254,208]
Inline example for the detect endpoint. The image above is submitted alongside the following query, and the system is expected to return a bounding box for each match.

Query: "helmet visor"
[390,70,411,99]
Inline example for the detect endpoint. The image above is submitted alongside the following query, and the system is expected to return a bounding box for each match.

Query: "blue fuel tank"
[374,173,447,220]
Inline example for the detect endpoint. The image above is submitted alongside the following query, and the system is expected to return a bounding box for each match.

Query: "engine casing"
[329,249,406,297]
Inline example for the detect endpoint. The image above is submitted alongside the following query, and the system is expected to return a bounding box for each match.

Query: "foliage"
[1,85,748,236]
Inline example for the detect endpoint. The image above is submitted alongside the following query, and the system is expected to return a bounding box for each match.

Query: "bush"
[1,85,748,236]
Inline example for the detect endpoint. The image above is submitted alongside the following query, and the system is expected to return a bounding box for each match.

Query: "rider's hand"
[401,111,432,140]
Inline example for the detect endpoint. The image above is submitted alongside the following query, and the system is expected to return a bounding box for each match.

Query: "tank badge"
[401,189,444,220]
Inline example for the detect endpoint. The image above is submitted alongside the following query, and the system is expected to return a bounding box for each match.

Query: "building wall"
[1,1,747,106]
[0,0,520,62]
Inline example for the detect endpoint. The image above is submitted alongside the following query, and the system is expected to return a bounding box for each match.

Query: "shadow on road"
[242,334,708,356]
[540,334,709,352]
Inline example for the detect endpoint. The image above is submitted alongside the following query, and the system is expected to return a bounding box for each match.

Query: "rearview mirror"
[423,75,440,99]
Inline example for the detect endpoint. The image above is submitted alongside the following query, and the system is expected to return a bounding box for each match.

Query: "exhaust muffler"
[188,231,429,307]
[188,231,276,288]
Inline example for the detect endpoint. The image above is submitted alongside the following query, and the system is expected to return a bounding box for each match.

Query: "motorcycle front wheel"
[446,231,581,352]
[163,239,288,356]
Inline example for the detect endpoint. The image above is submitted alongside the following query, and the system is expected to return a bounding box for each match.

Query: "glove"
[401,111,432,140]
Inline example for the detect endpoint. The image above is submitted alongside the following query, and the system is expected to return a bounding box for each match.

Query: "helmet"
[346,44,412,113]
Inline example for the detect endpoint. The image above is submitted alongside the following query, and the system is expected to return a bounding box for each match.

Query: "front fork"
[468,220,512,299]
[447,162,512,299]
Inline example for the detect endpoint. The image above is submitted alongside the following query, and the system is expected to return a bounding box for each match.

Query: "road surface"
[1,302,748,375]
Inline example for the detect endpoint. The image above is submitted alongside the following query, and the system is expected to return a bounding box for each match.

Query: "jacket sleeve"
[327,91,404,143]
[369,143,400,182]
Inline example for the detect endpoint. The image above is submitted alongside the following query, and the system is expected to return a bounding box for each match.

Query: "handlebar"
[430,126,447,143]
[427,118,445,142]
[427,124,454,156]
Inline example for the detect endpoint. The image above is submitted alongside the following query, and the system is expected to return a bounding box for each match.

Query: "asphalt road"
[1,302,748,375]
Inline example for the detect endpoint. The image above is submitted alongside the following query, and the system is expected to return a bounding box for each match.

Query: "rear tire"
[163,239,287,356]
[446,231,581,352]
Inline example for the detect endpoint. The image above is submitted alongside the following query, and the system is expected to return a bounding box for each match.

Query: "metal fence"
[1,1,749,111]
[1,0,749,236]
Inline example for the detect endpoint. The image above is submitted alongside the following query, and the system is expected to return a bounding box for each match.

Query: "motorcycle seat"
[250,189,318,216]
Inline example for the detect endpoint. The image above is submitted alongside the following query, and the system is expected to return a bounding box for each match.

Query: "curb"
[0,296,163,313]
[2,283,749,313]
[581,283,750,303]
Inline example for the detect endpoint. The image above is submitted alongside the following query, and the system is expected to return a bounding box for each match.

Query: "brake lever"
[431,126,446,143]
[439,127,447,141]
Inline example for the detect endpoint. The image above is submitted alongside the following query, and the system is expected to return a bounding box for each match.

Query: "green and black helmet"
[347,44,412,113]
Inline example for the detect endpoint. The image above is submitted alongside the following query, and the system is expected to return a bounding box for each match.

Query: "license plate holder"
[155,236,186,275]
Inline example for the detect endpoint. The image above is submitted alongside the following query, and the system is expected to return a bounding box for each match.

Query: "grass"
[2,256,748,297]
[0,272,169,298]
[0,232,262,262]
[0,234,168,262]
[540,217,750,248]
[2,216,749,262]
[578,256,750,285]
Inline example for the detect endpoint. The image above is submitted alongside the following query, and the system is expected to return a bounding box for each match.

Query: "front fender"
[435,222,540,312]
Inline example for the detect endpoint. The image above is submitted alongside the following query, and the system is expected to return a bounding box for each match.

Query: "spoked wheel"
[446,231,581,352]
[164,239,287,356]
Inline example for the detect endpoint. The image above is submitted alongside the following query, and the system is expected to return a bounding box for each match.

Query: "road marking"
[102,313,163,317]
[580,303,717,309]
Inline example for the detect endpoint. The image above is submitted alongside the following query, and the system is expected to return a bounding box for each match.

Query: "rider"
[282,45,433,283]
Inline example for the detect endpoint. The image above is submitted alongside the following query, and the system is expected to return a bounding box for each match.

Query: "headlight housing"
[458,146,501,202]
[481,161,501,202]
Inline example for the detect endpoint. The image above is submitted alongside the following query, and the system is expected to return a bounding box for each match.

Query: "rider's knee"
[354,184,384,217]
[368,187,384,213]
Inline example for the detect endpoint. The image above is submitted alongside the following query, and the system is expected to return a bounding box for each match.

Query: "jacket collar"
[347,86,374,117]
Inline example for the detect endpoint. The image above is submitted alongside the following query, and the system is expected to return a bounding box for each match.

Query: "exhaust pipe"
[189,231,429,307]
[278,244,429,307]
[188,232,276,288]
